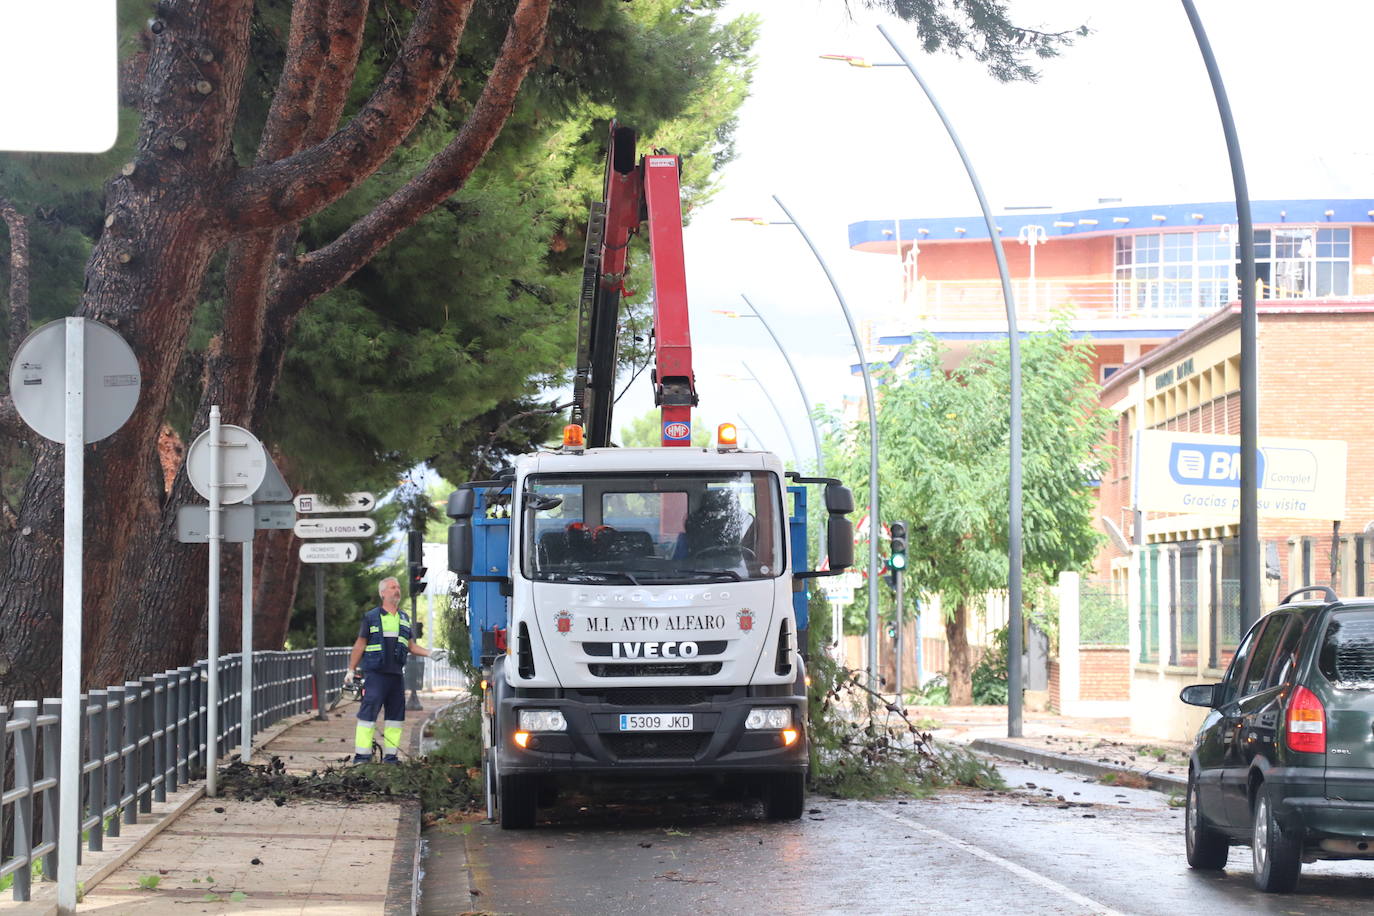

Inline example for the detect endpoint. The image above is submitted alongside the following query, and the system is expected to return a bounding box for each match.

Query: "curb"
[969,738,1187,795]
[383,694,462,916]
[385,798,423,916]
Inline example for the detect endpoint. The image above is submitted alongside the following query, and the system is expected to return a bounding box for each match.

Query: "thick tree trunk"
[0,0,552,702]
[946,601,974,706]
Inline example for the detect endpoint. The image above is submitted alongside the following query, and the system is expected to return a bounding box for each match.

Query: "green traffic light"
[889,554,907,571]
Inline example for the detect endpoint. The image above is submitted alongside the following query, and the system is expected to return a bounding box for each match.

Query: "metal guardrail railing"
[0,647,350,901]
[424,650,470,691]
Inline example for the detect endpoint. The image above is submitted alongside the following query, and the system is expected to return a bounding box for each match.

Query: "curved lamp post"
[714,296,826,476]
[824,27,1026,735]
[734,199,883,699]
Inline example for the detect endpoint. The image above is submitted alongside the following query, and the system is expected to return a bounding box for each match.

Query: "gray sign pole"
[206,406,222,796]
[894,570,904,697]
[426,591,435,690]
[56,318,83,914]
[315,566,328,720]
[241,498,253,763]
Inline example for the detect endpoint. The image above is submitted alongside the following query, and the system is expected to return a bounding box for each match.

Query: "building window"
[1254,227,1350,298]
[1114,226,1352,313]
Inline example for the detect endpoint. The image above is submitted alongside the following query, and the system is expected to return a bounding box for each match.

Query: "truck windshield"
[522,471,784,584]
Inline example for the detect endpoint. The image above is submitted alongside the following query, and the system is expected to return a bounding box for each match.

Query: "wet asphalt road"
[420,760,1374,915]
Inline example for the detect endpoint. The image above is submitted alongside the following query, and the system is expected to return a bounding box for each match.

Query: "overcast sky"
[611,0,1374,466]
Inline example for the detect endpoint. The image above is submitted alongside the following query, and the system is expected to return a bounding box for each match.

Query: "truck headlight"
[518,709,567,731]
[745,707,791,730]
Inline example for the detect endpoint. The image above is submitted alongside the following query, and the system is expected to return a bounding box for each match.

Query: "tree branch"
[1,197,30,364]
[276,0,553,307]
[219,0,475,231]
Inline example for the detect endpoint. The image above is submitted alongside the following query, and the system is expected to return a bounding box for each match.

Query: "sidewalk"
[915,704,1191,793]
[2,691,458,916]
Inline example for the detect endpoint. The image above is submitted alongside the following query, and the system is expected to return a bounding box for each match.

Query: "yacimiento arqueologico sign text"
[1136,431,1346,520]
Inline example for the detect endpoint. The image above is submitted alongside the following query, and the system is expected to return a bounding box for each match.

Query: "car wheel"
[763,771,805,821]
[1185,773,1228,870]
[1252,787,1301,892]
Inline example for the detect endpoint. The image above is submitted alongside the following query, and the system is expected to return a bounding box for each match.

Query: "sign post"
[9,317,140,915]
[185,416,266,796]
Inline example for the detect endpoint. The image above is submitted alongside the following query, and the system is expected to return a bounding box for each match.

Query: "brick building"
[848,198,1374,731]
[1095,299,1374,737]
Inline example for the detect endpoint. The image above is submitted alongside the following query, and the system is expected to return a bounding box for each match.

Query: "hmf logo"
[663,421,691,441]
[1169,443,1264,488]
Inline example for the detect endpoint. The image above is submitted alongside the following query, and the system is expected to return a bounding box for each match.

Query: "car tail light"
[1286,685,1326,754]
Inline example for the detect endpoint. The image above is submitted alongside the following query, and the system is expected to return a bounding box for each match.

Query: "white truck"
[447,122,854,828]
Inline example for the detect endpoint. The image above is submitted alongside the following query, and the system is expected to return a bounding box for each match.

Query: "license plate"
[619,713,693,731]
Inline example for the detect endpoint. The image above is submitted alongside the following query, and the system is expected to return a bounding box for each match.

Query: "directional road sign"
[294,492,376,514]
[254,502,296,530]
[293,517,378,539]
[176,505,255,544]
[300,542,361,564]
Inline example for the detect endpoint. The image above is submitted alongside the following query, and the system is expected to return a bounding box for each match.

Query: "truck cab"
[448,442,854,827]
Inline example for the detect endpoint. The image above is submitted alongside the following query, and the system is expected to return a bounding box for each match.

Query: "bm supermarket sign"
[1137,431,1347,520]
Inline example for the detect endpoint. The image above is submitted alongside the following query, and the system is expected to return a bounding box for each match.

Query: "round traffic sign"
[185,424,267,505]
[9,318,141,443]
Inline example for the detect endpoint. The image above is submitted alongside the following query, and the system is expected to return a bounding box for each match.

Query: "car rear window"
[1318,610,1374,689]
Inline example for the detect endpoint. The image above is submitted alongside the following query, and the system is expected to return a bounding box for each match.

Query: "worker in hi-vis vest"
[345,576,430,763]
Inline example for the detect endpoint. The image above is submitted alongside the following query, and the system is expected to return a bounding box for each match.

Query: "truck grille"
[588,662,723,678]
[601,688,712,706]
[604,733,708,760]
[582,640,727,657]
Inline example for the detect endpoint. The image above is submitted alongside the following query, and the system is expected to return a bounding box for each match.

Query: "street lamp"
[716,364,801,468]
[1017,224,1047,314]
[712,295,825,475]
[733,197,884,700]
[824,26,1026,736]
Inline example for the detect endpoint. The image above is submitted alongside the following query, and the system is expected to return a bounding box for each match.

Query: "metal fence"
[0,647,350,901]
[424,651,470,691]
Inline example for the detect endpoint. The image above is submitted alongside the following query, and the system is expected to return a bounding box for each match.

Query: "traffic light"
[408,562,427,596]
[885,620,896,639]
[408,529,424,566]
[889,521,908,572]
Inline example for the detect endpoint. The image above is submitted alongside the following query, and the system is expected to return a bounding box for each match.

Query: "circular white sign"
[185,424,267,505]
[9,318,141,443]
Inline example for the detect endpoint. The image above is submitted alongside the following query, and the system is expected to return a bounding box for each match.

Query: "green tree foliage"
[831,318,1110,702]
[855,0,1087,82]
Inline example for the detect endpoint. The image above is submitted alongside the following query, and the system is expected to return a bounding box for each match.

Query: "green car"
[1180,586,1374,892]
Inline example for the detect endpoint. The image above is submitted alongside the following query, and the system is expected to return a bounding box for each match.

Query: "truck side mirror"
[824,483,854,514]
[447,488,475,519]
[826,516,854,569]
[448,519,473,575]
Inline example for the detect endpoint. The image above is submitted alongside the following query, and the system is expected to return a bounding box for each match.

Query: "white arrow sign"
[299,542,361,564]
[293,517,377,539]
[294,492,376,514]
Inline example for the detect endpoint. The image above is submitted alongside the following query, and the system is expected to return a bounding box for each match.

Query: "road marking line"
[863,802,1131,915]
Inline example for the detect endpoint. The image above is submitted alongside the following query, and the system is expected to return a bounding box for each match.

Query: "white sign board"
[300,542,361,564]
[254,503,296,530]
[185,425,267,505]
[9,318,140,442]
[0,3,117,153]
[293,517,378,539]
[176,505,255,544]
[1137,431,1347,520]
[294,492,376,514]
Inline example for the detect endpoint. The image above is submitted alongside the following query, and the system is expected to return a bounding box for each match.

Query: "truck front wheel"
[763,772,805,821]
[499,772,538,829]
